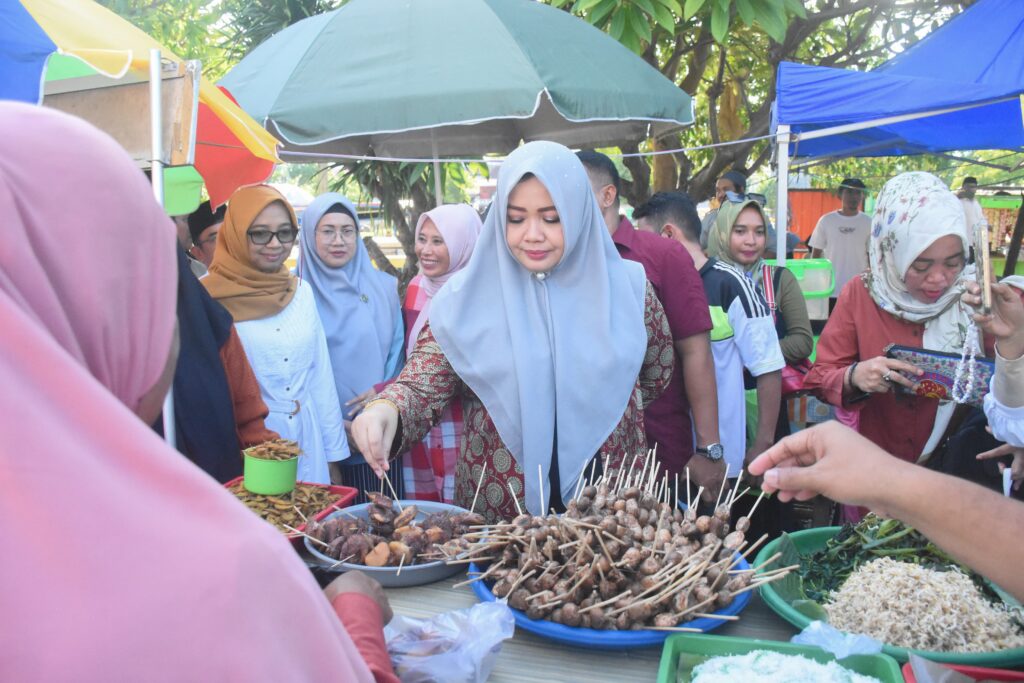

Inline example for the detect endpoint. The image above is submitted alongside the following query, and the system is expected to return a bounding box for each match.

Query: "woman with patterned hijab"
[204,185,348,484]
[805,171,973,464]
[351,141,674,522]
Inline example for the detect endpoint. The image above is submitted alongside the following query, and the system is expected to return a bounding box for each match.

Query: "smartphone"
[976,221,993,314]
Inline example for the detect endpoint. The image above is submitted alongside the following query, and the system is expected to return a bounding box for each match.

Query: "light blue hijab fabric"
[429,141,648,514]
[298,193,404,410]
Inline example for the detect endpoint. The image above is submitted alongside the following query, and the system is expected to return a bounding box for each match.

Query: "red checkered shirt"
[399,276,464,503]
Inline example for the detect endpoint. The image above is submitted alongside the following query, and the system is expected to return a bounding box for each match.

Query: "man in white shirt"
[809,178,871,313]
[958,176,986,233]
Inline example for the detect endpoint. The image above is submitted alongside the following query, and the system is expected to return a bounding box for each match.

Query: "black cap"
[721,170,747,193]
[187,201,226,244]
[838,178,866,192]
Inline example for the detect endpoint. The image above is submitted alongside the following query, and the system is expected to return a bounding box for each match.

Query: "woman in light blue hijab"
[350,142,675,521]
[298,194,404,496]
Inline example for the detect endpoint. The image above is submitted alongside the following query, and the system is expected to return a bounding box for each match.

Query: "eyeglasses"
[317,227,359,242]
[247,228,298,245]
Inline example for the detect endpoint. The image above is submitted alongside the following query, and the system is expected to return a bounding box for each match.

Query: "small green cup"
[242,452,298,495]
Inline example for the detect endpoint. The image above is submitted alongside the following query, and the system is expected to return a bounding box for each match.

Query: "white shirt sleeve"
[729,297,785,377]
[985,349,1024,447]
[808,215,828,251]
[309,310,350,462]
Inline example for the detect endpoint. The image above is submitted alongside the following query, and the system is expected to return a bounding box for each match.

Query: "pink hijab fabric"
[0,103,374,682]
[407,204,481,356]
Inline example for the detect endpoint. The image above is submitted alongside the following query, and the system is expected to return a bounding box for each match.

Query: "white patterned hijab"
[867,171,971,353]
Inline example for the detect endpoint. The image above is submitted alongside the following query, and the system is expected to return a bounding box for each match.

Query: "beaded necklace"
[950,320,980,404]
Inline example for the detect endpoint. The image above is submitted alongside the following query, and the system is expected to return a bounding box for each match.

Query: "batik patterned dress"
[379,283,674,522]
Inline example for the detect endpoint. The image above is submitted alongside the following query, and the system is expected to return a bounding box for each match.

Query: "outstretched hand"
[962,281,1024,359]
[747,421,910,517]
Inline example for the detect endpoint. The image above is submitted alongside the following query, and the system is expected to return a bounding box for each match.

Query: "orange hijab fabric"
[204,185,298,321]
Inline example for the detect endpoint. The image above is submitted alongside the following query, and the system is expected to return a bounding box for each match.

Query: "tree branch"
[363,236,399,277]
[619,140,652,207]
[706,47,728,145]
[677,23,714,94]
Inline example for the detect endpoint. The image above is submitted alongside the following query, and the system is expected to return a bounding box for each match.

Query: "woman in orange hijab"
[204,186,349,484]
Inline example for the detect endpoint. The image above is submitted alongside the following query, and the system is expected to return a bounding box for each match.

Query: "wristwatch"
[695,443,724,462]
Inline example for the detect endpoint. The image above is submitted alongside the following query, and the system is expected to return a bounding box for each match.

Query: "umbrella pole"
[150,48,177,450]
[775,124,790,267]
[431,132,443,206]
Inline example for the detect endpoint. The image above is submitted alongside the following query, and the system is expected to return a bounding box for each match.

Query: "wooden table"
[384,575,797,683]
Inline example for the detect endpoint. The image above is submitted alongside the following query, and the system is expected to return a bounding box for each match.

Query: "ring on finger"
[882,371,892,383]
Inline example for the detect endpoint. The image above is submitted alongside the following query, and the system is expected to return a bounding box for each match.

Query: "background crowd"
[4,101,1023,680]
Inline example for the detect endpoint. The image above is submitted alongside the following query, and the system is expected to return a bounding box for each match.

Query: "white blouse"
[986,348,1024,448]
[235,281,348,483]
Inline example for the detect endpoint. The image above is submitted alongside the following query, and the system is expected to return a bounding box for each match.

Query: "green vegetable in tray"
[799,514,966,603]
[772,514,1007,611]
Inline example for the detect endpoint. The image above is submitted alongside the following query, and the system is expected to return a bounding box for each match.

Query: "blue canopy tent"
[770,0,1024,262]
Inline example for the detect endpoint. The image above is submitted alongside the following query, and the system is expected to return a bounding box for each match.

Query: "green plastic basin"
[754,527,1024,666]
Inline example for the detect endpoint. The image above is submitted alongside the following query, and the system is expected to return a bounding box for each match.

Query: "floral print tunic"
[378,283,674,523]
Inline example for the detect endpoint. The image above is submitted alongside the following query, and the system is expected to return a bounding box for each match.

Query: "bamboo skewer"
[727,472,744,508]
[538,464,546,517]
[715,466,731,509]
[380,473,403,513]
[685,467,691,509]
[471,463,488,513]
[328,554,355,570]
[282,524,331,549]
[508,482,523,515]
[747,489,767,519]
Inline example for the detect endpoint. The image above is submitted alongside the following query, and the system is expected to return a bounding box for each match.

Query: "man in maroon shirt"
[578,151,725,500]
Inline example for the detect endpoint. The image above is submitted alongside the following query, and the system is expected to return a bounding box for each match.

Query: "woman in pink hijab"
[0,102,397,683]
[401,205,482,502]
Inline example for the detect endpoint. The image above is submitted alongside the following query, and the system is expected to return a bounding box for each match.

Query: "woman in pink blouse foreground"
[0,102,397,682]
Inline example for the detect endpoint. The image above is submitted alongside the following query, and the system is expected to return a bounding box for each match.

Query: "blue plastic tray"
[469,555,752,650]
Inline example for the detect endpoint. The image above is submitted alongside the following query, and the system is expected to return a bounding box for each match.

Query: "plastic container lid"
[657,632,904,683]
[766,258,836,299]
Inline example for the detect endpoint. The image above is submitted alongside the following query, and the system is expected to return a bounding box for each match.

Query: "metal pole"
[775,124,790,266]
[150,48,177,449]
[431,130,443,206]
[794,97,1017,142]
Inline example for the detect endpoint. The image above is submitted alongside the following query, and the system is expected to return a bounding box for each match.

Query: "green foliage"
[216,0,344,67]
[564,0,803,53]
[97,0,229,78]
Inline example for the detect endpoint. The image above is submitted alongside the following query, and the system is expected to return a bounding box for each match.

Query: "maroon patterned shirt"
[613,216,712,473]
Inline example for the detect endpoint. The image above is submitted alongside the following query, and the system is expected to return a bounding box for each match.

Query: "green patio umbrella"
[221,0,693,162]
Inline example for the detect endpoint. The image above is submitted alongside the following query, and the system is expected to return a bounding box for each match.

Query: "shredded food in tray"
[689,650,881,682]
[825,557,1024,653]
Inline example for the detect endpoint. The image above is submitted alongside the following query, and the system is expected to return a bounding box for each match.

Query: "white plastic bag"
[384,601,515,683]
[791,620,883,659]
